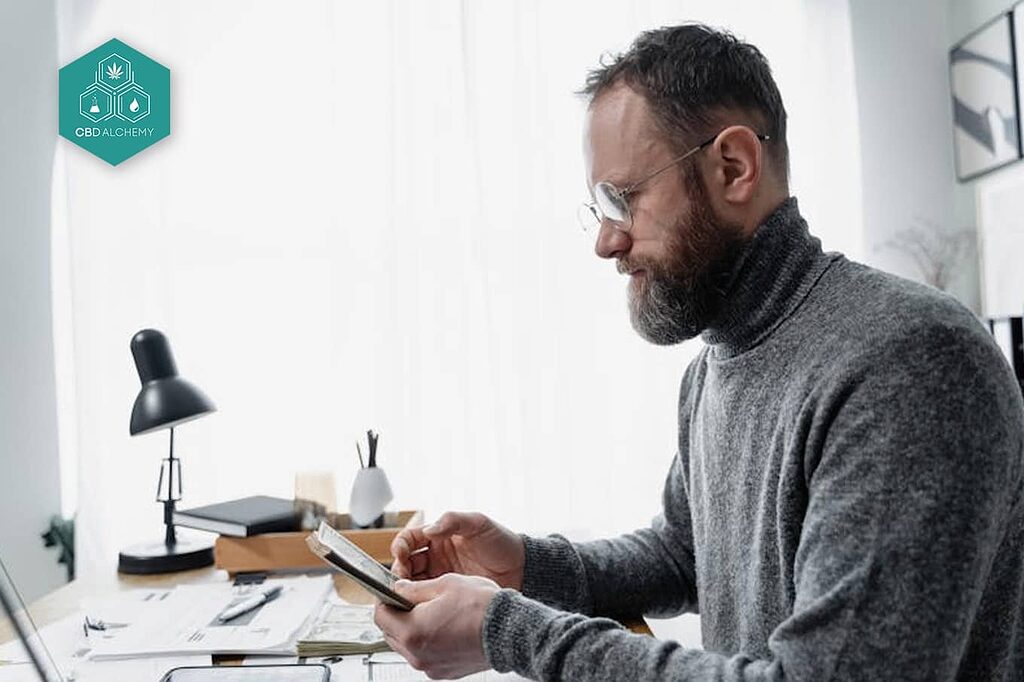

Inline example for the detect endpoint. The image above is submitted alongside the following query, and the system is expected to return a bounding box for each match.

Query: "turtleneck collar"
[700,196,837,358]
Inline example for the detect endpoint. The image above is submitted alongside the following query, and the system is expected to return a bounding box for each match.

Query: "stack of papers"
[296,601,388,657]
[86,575,332,660]
[0,597,211,682]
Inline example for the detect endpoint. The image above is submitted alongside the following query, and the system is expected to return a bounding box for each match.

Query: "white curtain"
[54,0,862,596]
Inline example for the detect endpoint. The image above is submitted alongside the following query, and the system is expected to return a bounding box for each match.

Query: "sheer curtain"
[54,0,862,594]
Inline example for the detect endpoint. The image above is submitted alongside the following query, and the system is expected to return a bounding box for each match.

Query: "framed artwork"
[977,161,1024,318]
[949,12,1022,181]
[1016,3,1024,160]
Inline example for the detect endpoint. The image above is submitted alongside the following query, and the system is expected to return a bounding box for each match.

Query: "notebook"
[172,496,302,537]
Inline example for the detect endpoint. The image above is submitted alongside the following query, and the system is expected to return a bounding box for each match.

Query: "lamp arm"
[163,428,177,546]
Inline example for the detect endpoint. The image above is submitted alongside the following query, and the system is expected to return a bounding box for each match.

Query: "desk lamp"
[118,328,217,574]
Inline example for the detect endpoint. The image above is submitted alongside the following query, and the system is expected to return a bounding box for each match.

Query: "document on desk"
[0,607,211,681]
[87,575,332,659]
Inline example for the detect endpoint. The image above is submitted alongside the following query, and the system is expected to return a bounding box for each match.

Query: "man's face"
[584,85,748,344]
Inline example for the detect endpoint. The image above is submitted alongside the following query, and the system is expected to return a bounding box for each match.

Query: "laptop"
[0,554,330,681]
[0,554,63,681]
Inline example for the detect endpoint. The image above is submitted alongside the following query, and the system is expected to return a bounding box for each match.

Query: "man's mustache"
[617,258,656,275]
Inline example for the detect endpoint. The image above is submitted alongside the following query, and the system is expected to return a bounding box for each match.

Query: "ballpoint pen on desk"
[216,584,283,623]
[366,430,379,468]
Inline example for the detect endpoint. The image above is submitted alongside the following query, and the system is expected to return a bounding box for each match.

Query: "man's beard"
[619,172,749,345]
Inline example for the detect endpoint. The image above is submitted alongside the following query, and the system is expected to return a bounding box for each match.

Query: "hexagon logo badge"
[59,39,170,166]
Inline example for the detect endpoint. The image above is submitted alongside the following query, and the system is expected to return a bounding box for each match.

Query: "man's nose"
[594,221,631,260]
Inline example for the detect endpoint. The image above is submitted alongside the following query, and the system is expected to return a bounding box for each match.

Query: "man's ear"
[707,125,763,204]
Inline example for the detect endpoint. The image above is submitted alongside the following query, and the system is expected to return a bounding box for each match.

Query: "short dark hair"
[581,24,789,180]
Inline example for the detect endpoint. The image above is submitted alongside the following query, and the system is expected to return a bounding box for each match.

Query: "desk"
[3,568,651,652]
[0,567,372,650]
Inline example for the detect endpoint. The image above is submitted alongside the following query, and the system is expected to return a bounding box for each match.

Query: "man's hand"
[390,511,525,590]
[374,574,500,679]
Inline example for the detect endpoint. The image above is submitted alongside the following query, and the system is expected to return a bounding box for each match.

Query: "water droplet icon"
[129,98,140,113]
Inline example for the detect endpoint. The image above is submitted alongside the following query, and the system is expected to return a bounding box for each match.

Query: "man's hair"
[581,24,789,181]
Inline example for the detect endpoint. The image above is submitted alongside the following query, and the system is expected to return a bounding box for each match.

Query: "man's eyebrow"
[594,168,633,188]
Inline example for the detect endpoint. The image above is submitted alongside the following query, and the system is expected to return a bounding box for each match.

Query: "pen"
[367,430,378,468]
[217,585,283,623]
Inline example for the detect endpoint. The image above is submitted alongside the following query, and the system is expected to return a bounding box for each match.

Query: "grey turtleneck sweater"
[480,198,1024,681]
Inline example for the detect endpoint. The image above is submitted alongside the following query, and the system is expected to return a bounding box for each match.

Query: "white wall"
[847,0,980,312]
[0,0,67,602]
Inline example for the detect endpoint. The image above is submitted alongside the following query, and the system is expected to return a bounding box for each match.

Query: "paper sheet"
[0,608,211,681]
[74,653,213,681]
[88,576,332,660]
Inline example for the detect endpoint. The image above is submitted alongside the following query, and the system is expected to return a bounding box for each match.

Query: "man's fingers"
[392,557,411,579]
[391,527,429,563]
[393,575,449,604]
[374,603,423,670]
[374,602,407,639]
[392,534,410,561]
[409,548,430,577]
[422,511,489,539]
[382,631,417,668]
[393,546,432,580]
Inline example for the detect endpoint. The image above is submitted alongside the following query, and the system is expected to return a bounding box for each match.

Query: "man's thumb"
[393,576,447,604]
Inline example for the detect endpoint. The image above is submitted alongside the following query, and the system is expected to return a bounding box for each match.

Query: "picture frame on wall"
[1015,2,1024,156]
[949,11,1022,181]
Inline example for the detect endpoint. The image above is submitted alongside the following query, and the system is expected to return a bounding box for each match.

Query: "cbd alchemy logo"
[59,39,170,165]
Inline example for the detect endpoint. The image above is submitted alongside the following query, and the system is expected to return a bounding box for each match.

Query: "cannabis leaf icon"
[106,63,123,80]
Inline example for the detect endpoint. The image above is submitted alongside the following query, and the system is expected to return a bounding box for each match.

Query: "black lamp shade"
[129,329,215,435]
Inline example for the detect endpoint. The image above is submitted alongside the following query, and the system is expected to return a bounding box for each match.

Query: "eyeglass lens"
[578,203,600,232]
[594,182,630,226]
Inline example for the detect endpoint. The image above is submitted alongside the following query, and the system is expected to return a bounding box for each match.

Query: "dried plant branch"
[877,218,975,292]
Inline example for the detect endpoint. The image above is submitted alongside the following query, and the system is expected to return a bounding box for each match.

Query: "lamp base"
[117,538,214,575]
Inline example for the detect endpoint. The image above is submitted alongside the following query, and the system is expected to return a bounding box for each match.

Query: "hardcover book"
[172,495,302,537]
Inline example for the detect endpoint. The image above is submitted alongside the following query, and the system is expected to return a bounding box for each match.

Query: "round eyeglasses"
[578,130,771,241]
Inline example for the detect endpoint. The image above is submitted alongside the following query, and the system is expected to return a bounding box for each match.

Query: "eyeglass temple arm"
[625,133,771,194]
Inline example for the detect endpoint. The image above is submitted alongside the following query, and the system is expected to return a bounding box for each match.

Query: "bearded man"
[374,24,1024,681]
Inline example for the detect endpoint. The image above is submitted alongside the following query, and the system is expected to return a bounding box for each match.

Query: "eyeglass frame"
[579,128,772,235]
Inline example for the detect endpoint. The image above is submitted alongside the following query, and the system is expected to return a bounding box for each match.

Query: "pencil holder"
[350,466,394,529]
